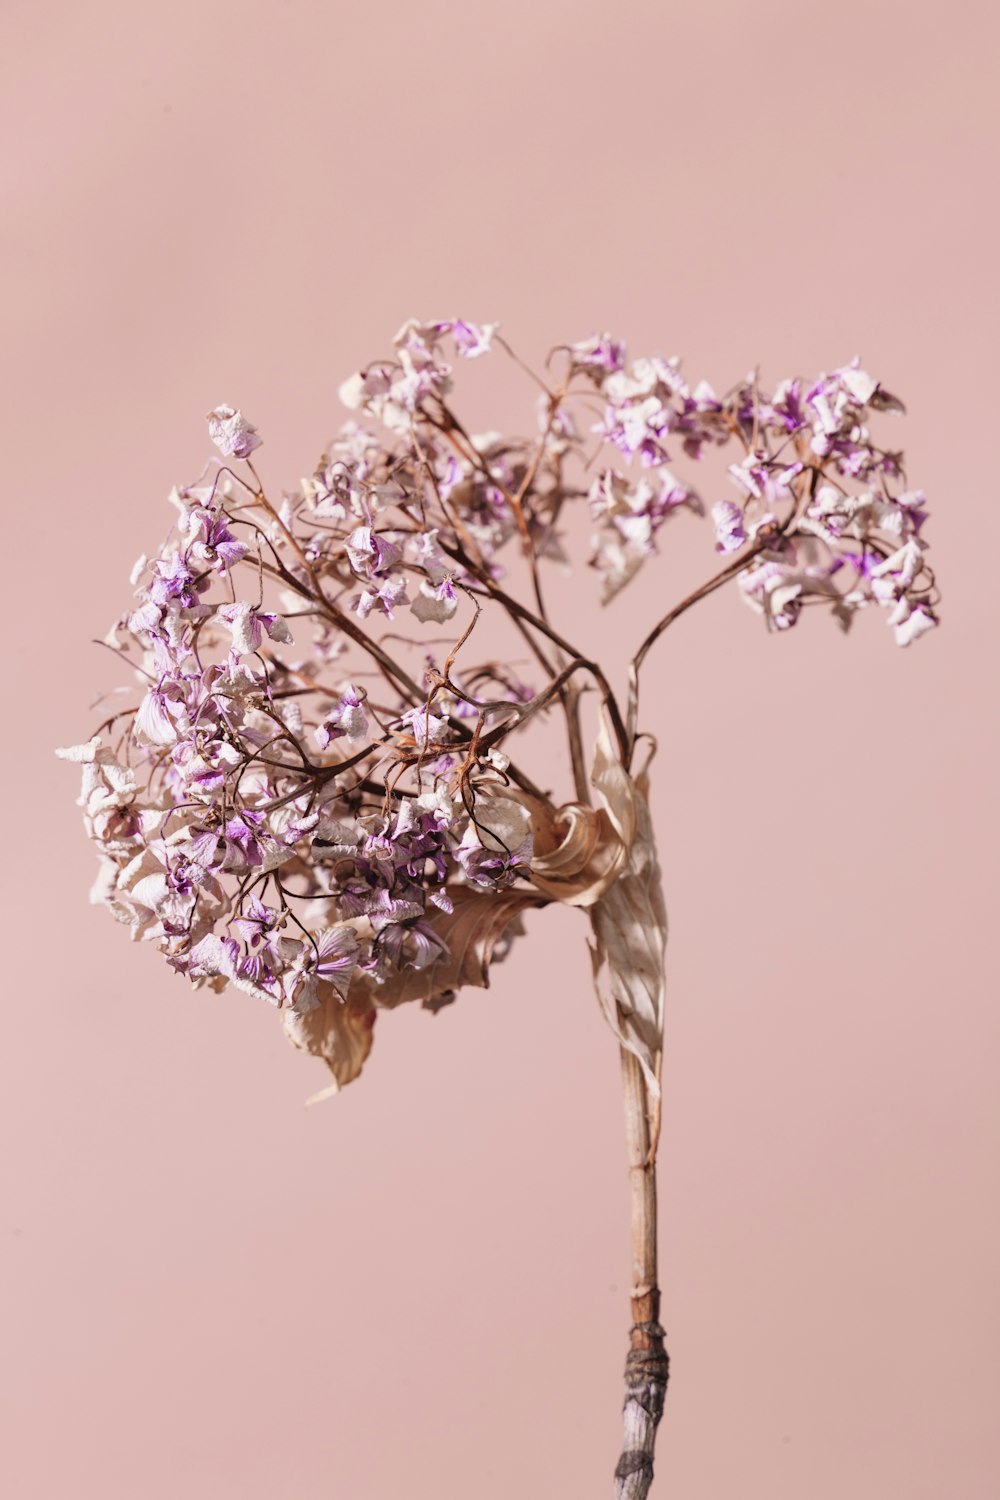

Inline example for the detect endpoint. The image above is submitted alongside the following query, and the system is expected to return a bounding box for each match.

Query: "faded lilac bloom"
[564,331,627,376]
[222,811,267,871]
[890,604,937,647]
[61,317,938,1105]
[870,539,923,598]
[231,895,279,949]
[207,404,262,459]
[434,319,498,358]
[766,377,808,434]
[868,539,939,645]
[216,601,292,656]
[737,545,844,633]
[455,797,533,890]
[149,551,200,608]
[711,500,747,553]
[728,455,803,504]
[172,734,242,794]
[346,525,402,577]
[183,507,248,572]
[399,705,451,748]
[352,574,408,619]
[589,469,700,596]
[316,684,369,748]
[603,394,670,466]
[411,576,459,623]
[311,926,361,1000]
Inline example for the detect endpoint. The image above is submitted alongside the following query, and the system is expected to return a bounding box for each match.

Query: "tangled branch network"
[59,319,938,1099]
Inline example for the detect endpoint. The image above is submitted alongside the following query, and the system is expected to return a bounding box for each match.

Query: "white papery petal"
[218,602,255,656]
[411,582,458,623]
[469,797,533,856]
[894,606,937,647]
[55,738,101,762]
[130,873,170,911]
[135,690,177,746]
[266,614,293,644]
[839,365,878,405]
[338,371,367,409]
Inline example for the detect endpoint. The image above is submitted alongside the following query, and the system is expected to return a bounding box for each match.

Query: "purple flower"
[184,508,247,572]
[841,549,881,581]
[216,602,293,656]
[411,576,458,624]
[352,575,408,619]
[868,540,938,645]
[207,405,262,459]
[222,812,266,870]
[315,684,369,748]
[565,332,626,376]
[434,319,498,358]
[766,378,808,434]
[312,926,360,999]
[711,501,747,554]
[346,526,402,578]
[374,915,449,974]
[602,395,671,466]
[455,798,532,891]
[185,827,225,868]
[738,554,841,633]
[399,705,451,749]
[232,896,279,949]
[149,552,201,609]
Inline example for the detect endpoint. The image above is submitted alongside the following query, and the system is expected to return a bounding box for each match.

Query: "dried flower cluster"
[60,319,938,1096]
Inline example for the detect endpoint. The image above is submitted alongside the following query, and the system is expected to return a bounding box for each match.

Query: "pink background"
[3,1,998,1495]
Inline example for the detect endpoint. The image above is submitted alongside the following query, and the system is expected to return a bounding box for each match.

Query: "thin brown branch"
[458,573,629,762]
[625,491,805,758]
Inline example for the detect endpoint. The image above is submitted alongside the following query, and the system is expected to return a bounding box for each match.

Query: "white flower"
[206,404,262,459]
[838,362,879,406]
[467,796,532,856]
[891,602,938,647]
[217,602,292,657]
[411,579,458,623]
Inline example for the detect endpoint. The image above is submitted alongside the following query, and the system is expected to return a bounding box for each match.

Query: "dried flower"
[206,404,262,459]
[61,319,939,1499]
[62,322,939,1094]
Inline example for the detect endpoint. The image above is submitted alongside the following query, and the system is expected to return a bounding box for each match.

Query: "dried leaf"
[372,885,545,1010]
[589,709,638,849]
[587,713,667,1099]
[282,984,377,1093]
[283,885,543,1096]
[525,800,628,908]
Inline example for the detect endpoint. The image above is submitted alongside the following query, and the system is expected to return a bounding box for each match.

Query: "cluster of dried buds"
[59,319,937,1096]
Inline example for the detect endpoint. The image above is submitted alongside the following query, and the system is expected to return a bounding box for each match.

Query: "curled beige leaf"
[589,708,639,850]
[475,771,628,910]
[586,713,667,1100]
[524,799,629,908]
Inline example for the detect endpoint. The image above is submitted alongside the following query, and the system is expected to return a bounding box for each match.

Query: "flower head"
[207,405,262,459]
[61,321,938,1094]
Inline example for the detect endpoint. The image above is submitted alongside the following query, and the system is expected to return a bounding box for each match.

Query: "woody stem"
[615,1047,669,1498]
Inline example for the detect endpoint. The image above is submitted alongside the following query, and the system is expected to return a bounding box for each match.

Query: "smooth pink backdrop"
[3,2,998,1496]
